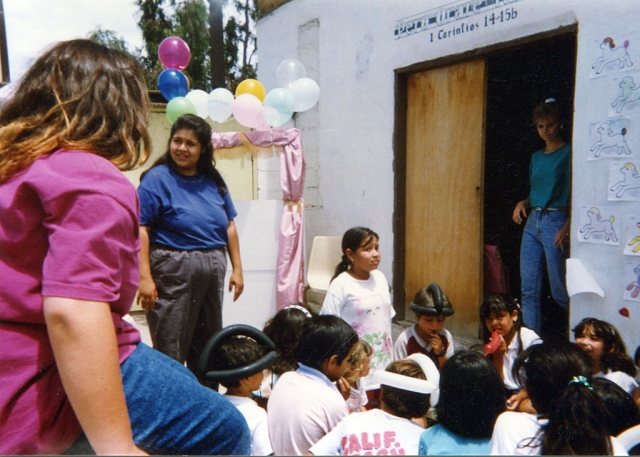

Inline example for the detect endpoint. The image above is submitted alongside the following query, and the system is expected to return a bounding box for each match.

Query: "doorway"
[484,33,576,341]
[394,28,577,341]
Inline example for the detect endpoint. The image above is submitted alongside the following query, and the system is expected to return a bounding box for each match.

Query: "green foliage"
[138,0,258,92]
[224,0,258,92]
[135,0,175,90]
[89,0,258,93]
[175,0,211,91]
[87,29,133,55]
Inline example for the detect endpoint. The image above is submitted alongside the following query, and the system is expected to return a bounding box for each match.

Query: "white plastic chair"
[306,236,342,311]
[616,423,640,452]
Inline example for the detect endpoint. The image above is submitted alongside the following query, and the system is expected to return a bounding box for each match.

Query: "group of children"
[204,226,640,455]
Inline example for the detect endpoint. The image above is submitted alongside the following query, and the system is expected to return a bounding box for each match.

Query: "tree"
[135,0,175,90]
[87,29,133,55]
[133,0,258,93]
[223,0,258,91]
[174,0,211,91]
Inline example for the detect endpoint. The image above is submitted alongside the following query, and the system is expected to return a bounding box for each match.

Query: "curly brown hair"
[0,39,151,182]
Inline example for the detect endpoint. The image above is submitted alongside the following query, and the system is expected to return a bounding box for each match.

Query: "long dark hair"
[263,306,313,375]
[0,39,151,182]
[513,342,612,455]
[141,114,227,195]
[437,351,505,438]
[331,226,378,281]
[591,377,640,437]
[573,317,637,377]
[479,293,526,354]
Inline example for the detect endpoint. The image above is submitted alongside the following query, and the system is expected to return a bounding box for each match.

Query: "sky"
[4,0,144,81]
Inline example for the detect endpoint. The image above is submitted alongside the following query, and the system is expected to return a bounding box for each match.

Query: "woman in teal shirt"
[512,99,571,335]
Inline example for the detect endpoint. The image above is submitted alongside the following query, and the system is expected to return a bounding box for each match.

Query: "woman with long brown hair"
[0,40,248,455]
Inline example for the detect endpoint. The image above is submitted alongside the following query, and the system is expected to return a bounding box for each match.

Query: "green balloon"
[166,97,197,124]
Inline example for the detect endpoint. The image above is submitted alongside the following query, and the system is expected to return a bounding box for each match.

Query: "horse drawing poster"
[624,216,640,256]
[588,117,635,161]
[623,259,640,302]
[590,32,637,79]
[577,205,621,245]
[608,160,640,201]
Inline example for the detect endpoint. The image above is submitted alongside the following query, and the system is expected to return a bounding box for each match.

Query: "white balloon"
[277,58,306,90]
[207,88,234,123]
[185,89,209,119]
[290,77,320,112]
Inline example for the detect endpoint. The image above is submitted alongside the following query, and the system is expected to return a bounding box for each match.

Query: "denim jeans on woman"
[64,342,250,455]
[520,209,569,334]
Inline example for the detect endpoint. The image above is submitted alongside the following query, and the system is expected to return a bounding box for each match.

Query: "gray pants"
[146,246,227,375]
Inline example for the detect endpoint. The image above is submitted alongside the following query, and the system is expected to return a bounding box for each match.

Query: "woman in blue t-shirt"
[137,114,243,378]
[512,99,571,335]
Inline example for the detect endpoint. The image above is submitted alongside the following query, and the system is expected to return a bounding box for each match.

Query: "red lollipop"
[484,329,501,356]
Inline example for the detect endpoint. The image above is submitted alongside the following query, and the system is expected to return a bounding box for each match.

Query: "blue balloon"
[158,69,189,101]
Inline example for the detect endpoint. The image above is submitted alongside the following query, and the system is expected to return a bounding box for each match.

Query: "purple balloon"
[158,69,189,101]
[158,36,191,70]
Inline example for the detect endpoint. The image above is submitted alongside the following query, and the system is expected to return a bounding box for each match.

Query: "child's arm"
[336,377,350,401]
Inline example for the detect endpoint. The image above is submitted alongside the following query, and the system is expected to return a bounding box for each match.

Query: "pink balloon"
[254,109,271,131]
[158,36,191,70]
[232,94,264,129]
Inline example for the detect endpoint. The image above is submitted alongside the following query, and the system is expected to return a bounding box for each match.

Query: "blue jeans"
[65,343,250,455]
[520,209,569,334]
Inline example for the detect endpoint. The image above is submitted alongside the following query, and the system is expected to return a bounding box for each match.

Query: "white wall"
[257,0,640,351]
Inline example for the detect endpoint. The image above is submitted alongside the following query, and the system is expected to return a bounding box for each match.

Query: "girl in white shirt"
[490,342,626,455]
[480,293,541,412]
[574,317,640,405]
[321,227,394,407]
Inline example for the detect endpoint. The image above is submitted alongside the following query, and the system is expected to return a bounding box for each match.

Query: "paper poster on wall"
[610,73,640,116]
[623,259,640,302]
[608,160,640,200]
[590,34,636,79]
[577,206,620,245]
[588,117,634,160]
[624,217,640,255]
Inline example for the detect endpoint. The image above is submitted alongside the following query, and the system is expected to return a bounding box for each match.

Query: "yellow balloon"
[235,79,266,103]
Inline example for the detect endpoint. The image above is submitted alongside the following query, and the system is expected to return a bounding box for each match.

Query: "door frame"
[392,24,578,322]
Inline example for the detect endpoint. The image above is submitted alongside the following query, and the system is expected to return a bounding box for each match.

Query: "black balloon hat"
[409,283,454,317]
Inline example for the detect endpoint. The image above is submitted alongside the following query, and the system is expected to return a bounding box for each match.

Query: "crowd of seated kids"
[200,287,640,456]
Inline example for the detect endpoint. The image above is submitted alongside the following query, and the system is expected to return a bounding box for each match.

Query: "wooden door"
[405,60,486,338]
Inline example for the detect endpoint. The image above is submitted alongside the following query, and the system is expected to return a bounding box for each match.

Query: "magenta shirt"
[0,150,141,454]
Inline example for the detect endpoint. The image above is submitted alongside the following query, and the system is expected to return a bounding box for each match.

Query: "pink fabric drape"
[211,128,305,309]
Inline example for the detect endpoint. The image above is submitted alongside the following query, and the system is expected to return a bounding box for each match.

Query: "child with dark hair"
[394,283,455,369]
[591,377,640,437]
[209,336,273,456]
[321,227,394,405]
[255,303,313,404]
[267,315,358,455]
[480,293,541,412]
[309,358,433,456]
[419,351,505,455]
[574,318,639,402]
[490,342,626,455]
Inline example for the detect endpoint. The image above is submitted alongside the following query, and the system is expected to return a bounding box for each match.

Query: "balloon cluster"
[158,38,320,128]
[156,37,197,124]
[209,58,320,129]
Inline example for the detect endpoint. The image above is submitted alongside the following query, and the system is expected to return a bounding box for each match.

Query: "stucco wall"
[257,0,640,350]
